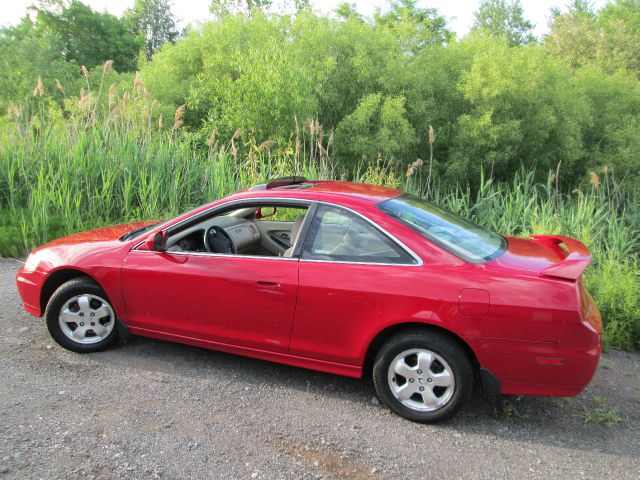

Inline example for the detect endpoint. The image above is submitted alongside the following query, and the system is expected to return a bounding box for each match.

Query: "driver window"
[301,205,416,264]
[164,204,308,258]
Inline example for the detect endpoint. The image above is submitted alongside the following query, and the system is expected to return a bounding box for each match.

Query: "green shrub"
[585,255,640,350]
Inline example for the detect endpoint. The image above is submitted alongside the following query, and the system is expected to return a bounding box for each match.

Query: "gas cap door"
[458,288,490,316]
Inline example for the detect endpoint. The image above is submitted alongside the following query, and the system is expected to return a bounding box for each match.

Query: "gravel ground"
[1,257,639,479]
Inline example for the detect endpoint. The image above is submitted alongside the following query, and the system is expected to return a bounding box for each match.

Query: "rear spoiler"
[530,235,592,281]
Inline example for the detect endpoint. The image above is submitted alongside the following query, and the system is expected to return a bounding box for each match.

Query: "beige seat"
[282,215,306,257]
[330,228,368,257]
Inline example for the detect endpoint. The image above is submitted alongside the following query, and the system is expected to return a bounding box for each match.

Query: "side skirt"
[127,326,363,379]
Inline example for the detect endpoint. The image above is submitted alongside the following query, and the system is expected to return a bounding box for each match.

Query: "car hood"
[489,235,591,280]
[36,221,158,249]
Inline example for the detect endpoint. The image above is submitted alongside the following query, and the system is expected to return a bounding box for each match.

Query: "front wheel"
[373,330,473,423]
[45,278,119,353]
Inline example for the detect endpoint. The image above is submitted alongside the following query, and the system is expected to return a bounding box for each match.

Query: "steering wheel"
[204,226,236,254]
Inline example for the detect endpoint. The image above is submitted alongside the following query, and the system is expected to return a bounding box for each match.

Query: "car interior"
[163,202,416,263]
[165,204,310,257]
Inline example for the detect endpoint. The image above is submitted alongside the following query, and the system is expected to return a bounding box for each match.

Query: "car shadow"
[91,335,639,459]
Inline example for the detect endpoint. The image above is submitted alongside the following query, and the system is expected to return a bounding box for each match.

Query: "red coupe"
[16,178,602,422]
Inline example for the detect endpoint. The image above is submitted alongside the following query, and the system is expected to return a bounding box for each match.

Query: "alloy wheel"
[387,348,455,412]
[58,294,115,345]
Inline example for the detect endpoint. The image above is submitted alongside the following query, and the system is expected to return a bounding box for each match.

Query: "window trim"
[132,197,423,266]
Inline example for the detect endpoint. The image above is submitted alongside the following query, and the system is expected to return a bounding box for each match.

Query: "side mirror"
[144,231,166,251]
[256,206,277,219]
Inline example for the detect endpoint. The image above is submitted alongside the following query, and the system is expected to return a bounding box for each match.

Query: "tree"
[447,35,588,184]
[0,18,76,110]
[546,0,640,76]
[375,0,452,50]
[472,0,535,46]
[335,3,363,22]
[33,0,141,71]
[334,93,415,166]
[124,0,179,60]
[209,0,273,18]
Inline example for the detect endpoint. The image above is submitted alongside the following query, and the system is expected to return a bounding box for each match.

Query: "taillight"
[583,293,602,334]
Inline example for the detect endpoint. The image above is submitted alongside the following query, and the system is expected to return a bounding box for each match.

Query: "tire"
[45,277,119,353]
[373,330,473,423]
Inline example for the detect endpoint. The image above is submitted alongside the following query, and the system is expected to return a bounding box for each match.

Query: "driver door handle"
[257,277,281,287]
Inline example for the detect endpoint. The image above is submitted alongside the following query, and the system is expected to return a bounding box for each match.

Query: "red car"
[16,178,602,422]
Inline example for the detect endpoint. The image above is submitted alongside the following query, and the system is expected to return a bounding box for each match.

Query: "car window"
[378,194,506,263]
[301,205,416,264]
[255,206,307,222]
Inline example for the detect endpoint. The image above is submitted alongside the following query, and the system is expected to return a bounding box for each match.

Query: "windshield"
[378,194,505,263]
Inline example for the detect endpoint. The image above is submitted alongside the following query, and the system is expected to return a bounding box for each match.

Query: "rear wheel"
[373,330,473,423]
[45,278,119,353]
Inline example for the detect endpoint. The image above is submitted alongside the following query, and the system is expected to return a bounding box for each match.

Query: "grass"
[579,396,622,427]
[600,359,614,370]
[491,396,530,421]
[1,74,639,350]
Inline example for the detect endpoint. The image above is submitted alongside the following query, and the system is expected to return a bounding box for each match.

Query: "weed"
[600,358,614,370]
[579,397,621,427]
[491,397,530,421]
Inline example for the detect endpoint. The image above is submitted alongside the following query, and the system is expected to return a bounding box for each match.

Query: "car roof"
[231,180,403,205]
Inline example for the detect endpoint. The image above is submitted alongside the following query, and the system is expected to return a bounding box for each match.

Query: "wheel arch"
[40,268,98,313]
[362,322,480,378]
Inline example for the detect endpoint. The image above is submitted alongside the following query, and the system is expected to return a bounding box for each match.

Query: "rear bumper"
[16,268,44,317]
[473,298,602,397]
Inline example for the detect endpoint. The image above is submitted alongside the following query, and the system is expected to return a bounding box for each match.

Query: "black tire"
[45,277,119,353]
[373,329,473,423]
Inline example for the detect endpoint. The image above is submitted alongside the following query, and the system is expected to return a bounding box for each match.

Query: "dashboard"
[166,216,262,254]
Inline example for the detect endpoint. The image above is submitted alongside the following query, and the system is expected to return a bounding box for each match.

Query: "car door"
[289,204,424,365]
[120,218,300,354]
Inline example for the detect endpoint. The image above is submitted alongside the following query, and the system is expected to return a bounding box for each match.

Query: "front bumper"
[16,267,45,317]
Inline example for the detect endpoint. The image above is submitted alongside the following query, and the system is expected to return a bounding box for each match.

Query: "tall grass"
[1,73,638,350]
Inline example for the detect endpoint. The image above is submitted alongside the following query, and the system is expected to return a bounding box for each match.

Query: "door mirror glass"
[145,231,166,251]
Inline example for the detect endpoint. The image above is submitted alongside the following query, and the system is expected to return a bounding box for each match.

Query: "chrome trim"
[131,196,424,266]
[299,258,419,267]
[144,250,299,261]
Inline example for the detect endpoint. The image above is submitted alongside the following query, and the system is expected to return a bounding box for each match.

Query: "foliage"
[32,0,142,72]
[334,93,415,166]
[132,2,640,188]
[546,0,640,76]
[579,396,622,427]
[472,0,535,46]
[2,1,640,188]
[141,12,321,141]
[0,19,77,112]
[373,0,453,51]
[124,0,180,60]
[447,35,588,184]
